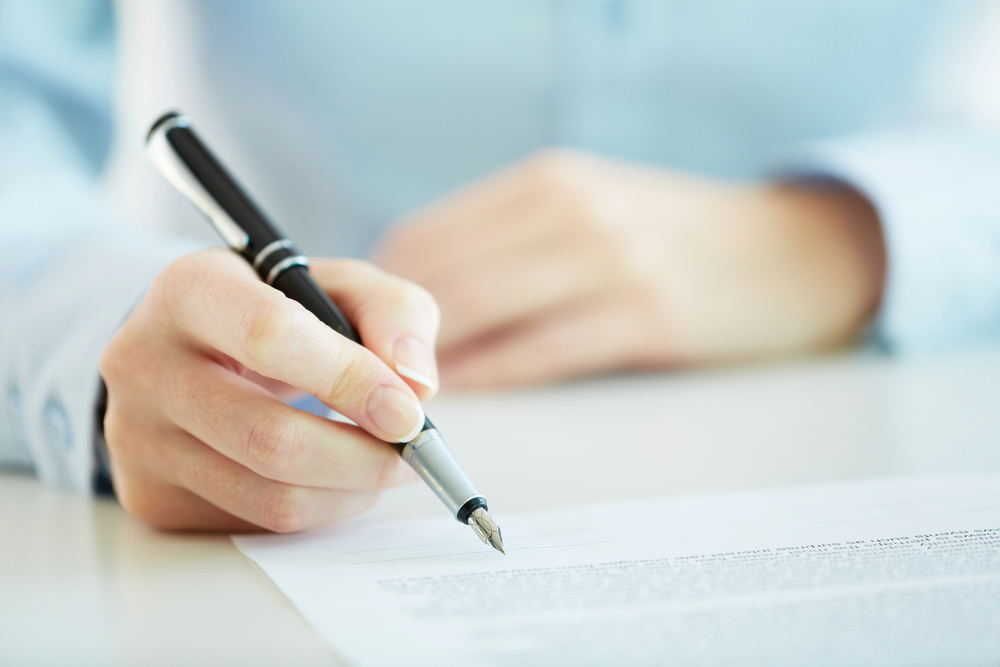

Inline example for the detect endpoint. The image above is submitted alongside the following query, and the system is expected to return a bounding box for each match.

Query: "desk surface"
[4,345,1000,666]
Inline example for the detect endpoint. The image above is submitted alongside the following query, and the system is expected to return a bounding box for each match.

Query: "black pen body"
[146,112,495,538]
[152,112,361,344]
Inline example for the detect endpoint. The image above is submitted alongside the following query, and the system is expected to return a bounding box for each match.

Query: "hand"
[374,149,885,389]
[99,248,440,532]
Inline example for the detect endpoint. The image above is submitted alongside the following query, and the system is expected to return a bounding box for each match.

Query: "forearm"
[748,181,886,350]
[777,127,1000,352]
[641,177,886,365]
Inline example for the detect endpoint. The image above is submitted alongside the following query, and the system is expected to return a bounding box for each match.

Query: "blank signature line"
[351,540,613,565]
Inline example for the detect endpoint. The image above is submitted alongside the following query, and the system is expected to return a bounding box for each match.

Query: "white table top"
[4,344,999,666]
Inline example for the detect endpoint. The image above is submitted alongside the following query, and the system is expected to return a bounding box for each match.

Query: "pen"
[145,112,504,554]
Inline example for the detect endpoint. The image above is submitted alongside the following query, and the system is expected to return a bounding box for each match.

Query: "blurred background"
[103,0,1000,260]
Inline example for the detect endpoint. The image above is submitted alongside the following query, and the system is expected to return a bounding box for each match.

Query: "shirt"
[2,0,999,492]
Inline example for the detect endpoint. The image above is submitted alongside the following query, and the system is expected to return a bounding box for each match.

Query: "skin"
[101,148,885,532]
[100,251,439,532]
[375,149,886,389]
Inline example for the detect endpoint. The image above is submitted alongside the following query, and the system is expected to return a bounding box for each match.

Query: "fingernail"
[393,337,437,391]
[366,385,425,443]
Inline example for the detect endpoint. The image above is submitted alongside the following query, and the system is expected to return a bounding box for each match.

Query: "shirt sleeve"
[0,0,202,492]
[775,125,1000,353]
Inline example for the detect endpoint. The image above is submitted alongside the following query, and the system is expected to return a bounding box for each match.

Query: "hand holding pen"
[100,244,434,531]
[99,114,502,553]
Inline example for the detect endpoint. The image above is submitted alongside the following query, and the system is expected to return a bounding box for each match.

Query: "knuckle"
[340,257,381,276]
[101,406,138,464]
[324,347,378,405]
[257,484,311,533]
[390,279,440,321]
[316,257,374,283]
[100,319,150,387]
[422,289,442,332]
[116,486,153,526]
[98,335,125,382]
[237,296,294,368]
[153,254,199,315]
[409,283,440,319]
[238,412,303,478]
[113,480,143,520]
[113,474,172,529]
[102,405,125,444]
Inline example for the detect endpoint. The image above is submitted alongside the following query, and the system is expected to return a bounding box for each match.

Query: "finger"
[103,399,258,531]
[437,292,652,389]
[112,469,258,532]
[166,428,382,533]
[375,189,571,287]
[157,249,426,444]
[238,367,300,402]
[309,259,441,399]
[160,349,417,489]
[372,158,538,278]
[425,235,619,350]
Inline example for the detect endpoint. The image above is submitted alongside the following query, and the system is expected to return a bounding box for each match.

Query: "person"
[1,0,998,531]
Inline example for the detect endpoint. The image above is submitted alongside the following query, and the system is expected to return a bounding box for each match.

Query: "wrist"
[747,180,886,349]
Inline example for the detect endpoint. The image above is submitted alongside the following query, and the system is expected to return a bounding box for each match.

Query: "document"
[233,476,1000,667]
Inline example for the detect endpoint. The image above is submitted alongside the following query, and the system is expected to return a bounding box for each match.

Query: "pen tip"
[468,508,505,554]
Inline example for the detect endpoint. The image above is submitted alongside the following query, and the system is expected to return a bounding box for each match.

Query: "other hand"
[374,149,885,389]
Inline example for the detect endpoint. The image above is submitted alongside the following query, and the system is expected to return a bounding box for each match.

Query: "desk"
[3,345,999,666]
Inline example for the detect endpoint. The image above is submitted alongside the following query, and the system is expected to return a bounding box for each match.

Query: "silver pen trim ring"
[266,255,309,285]
[458,495,485,520]
[253,239,294,270]
[407,429,440,449]
[158,115,190,133]
[402,428,439,464]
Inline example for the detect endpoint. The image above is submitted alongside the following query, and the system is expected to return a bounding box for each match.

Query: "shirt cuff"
[774,127,1000,352]
[93,377,114,495]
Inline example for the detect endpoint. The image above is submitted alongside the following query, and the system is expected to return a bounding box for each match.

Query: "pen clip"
[145,115,250,251]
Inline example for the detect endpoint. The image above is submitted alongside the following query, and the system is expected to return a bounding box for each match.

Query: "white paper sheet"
[233,476,1000,667]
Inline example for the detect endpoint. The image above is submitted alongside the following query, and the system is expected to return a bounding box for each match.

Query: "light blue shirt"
[2,0,999,491]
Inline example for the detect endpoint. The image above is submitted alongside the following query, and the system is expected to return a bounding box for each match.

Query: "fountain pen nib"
[468,508,505,554]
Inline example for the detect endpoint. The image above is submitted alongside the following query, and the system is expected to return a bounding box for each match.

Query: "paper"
[233,476,1000,667]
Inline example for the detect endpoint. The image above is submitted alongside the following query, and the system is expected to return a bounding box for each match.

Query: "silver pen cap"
[401,429,483,520]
